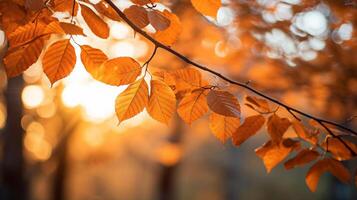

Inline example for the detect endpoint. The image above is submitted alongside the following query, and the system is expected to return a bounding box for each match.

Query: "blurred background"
[0,0,357,199]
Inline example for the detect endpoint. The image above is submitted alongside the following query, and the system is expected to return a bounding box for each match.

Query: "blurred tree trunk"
[0,76,27,200]
[158,116,183,200]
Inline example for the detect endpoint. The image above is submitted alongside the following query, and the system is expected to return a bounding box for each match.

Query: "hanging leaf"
[131,0,160,6]
[232,115,265,146]
[80,45,108,77]
[245,95,270,112]
[81,4,109,39]
[154,10,182,46]
[291,120,318,145]
[306,158,351,192]
[59,22,85,35]
[25,0,44,11]
[8,22,46,47]
[115,79,148,122]
[191,0,221,18]
[284,149,319,170]
[54,0,78,15]
[94,0,121,21]
[267,114,291,143]
[207,90,241,117]
[96,57,142,86]
[209,112,240,143]
[147,80,176,124]
[177,89,208,124]
[4,38,45,77]
[148,10,171,31]
[42,39,76,84]
[123,5,149,29]
[321,138,357,161]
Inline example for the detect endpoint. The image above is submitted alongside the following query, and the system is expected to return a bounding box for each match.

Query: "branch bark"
[104,0,357,155]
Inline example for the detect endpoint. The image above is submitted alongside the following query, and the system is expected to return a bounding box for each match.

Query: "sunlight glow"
[24,122,52,161]
[22,85,45,109]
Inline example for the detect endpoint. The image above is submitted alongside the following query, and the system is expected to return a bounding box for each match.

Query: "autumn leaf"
[267,114,291,143]
[80,45,108,77]
[59,22,85,35]
[124,5,149,29]
[81,4,109,39]
[97,57,142,86]
[209,112,240,143]
[306,158,351,192]
[207,90,241,117]
[171,67,202,90]
[154,10,182,46]
[291,120,318,145]
[232,115,265,146]
[25,0,44,11]
[284,149,319,170]
[245,95,270,112]
[148,10,171,31]
[115,79,148,122]
[4,38,45,77]
[8,22,46,47]
[147,80,176,124]
[191,0,221,18]
[177,89,208,124]
[321,138,357,161]
[42,39,76,84]
[54,0,78,15]
[94,0,121,21]
[131,0,160,6]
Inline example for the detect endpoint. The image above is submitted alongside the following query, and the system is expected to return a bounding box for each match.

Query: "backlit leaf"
[321,138,357,161]
[81,4,109,39]
[207,90,241,117]
[59,22,85,35]
[8,22,46,47]
[267,114,291,143]
[232,115,265,146]
[154,10,182,46]
[54,0,78,15]
[172,67,202,90]
[291,120,318,145]
[131,0,160,6]
[42,39,76,84]
[191,0,221,18]
[245,95,270,112]
[80,45,108,77]
[94,0,121,21]
[148,10,170,31]
[284,149,319,170]
[124,5,149,29]
[177,89,208,124]
[147,80,176,124]
[209,112,240,143]
[115,79,148,122]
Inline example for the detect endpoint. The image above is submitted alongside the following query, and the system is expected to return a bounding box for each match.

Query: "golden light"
[24,121,52,161]
[22,85,45,109]
[156,143,182,166]
[0,102,6,129]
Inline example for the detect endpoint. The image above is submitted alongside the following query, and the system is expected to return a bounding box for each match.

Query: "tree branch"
[104,0,357,152]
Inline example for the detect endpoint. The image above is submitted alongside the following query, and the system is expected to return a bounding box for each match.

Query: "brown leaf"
[54,0,78,15]
[59,22,85,35]
[284,149,319,170]
[124,5,149,29]
[42,39,76,84]
[115,79,148,122]
[232,115,265,146]
[245,95,270,112]
[177,89,208,124]
[148,10,171,31]
[25,0,44,11]
[209,112,240,143]
[80,45,108,77]
[191,0,221,18]
[207,90,241,117]
[154,10,182,46]
[267,114,291,143]
[81,4,109,39]
[147,80,176,124]
[131,0,160,6]
[306,158,351,192]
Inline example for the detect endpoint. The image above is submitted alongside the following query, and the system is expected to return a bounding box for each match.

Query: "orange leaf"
[148,10,170,31]
[81,4,109,39]
[177,89,208,124]
[131,0,160,6]
[291,120,318,145]
[115,79,148,122]
[54,0,78,15]
[94,0,121,21]
[321,138,357,161]
[25,0,44,11]
[267,114,291,143]
[191,0,221,18]
[306,158,351,192]
[147,80,176,124]
[97,57,142,86]
[207,90,241,117]
[8,22,46,47]
[232,115,265,146]
[80,45,108,77]
[154,10,182,46]
[284,149,319,170]
[209,112,240,143]
[42,39,76,84]
[245,95,270,112]
[172,67,202,90]
[59,22,85,35]
[124,5,149,29]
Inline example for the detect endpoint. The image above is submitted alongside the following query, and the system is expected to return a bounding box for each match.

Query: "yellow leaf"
[81,4,109,39]
[123,5,149,29]
[306,158,351,192]
[154,10,182,46]
[4,38,44,77]
[147,80,176,124]
[115,79,148,122]
[267,114,291,143]
[209,112,240,143]
[177,89,208,124]
[207,90,241,117]
[80,45,108,78]
[191,0,221,18]
[42,39,76,84]
[284,149,319,170]
[148,10,170,31]
[97,57,142,86]
[232,115,265,146]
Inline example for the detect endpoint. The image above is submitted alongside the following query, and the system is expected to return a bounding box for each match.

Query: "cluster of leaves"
[0,0,356,192]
